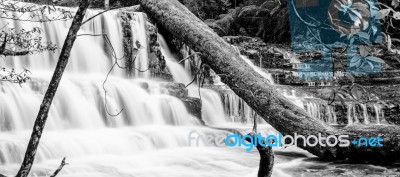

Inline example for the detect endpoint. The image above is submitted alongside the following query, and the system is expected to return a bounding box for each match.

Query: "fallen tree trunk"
[139,0,400,164]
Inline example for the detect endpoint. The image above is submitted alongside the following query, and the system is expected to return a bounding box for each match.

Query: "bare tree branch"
[0,158,68,177]
[178,52,200,64]
[81,9,113,25]
[49,157,67,177]
[0,34,25,56]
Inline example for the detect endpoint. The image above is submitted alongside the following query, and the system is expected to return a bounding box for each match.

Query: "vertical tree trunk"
[245,133,274,177]
[15,1,90,176]
[138,0,400,164]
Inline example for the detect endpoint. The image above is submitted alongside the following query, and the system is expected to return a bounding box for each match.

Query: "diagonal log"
[138,0,400,164]
[14,0,90,176]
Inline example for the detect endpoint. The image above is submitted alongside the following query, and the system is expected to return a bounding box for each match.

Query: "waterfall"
[158,34,270,126]
[343,103,385,125]
[361,104,369,124]
[347,104,360,124]
[0,3,390,177]
[353,105,359,124]
[373,103,384,124]
[157,33,230,125]
[0,9,126,76]
[239,54,275,85]
[282,90,305,110]
[326,105,338,125]
[190,88,228,125]
[347,104,353,125]
[305,102,321,120]
[131,13,150,78]
[232,41,387,127]
[219,91,261,124]
[158,34,192,84]
[0,7,256,176]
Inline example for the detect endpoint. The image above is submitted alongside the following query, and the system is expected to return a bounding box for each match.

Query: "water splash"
[361,104,369,124]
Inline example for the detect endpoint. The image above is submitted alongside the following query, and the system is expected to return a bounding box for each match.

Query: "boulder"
[160,82,188,98]
[181,97,202,121]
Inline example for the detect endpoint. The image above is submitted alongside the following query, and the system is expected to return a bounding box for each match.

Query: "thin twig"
[178,52,200,64]
[49,157,68,177]
[185,77,196,88]
[82,33,152,117]
[81,9,113,25]
[102,61,124,117]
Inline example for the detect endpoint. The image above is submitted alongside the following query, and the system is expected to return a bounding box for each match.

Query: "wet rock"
[159,82,202,121]
[160,83,188,99]
[137,81,149,92]
[118,12,135,76]
[122,24,132,37]
[109,0,139,8]
[181,97,202,121]
[384,103,400,125]
[244,49,259,60]
[223,36,256,44]
[146,17,173,81]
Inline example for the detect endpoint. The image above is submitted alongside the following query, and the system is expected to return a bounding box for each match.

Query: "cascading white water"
[1,9,125,77]
[282,90,305,109]
[373,103,384,124]
[0,5,293,176]
[305,102,321,120]
[131,13,150,78]
[239,55,275,85]
[234,47,386,127]
[220,91,260,123]
[232,45,274,85]
[235,49,340,123]
[0,6,250,176]
[158,34,230,125]
[344,103,385,125]
[347,103,360,125]
[361,104,369,124]
[158,34,192,84]
[326,105,338,125]
[347,104,354,125]
[1,3,392,177]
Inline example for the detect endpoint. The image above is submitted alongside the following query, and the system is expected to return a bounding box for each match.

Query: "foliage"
[201,0,289,43]
[328,72,389,108]
[0,1,75,84]
[179,0,232,19]
[286,0,400,108]
[0,0,74,21]
[2,27,57,54]
[0,67,31,84]
[379,0,400,37]
[108,0,139,8]
[326,0,399,106]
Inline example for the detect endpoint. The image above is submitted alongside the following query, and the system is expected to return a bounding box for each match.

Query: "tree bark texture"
[15,1,90,176]
[245,133,274,177]
[139,0,400,164]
